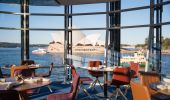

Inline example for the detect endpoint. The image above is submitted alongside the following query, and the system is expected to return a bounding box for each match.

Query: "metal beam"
[21,0,29,61]
[1,21,170,31]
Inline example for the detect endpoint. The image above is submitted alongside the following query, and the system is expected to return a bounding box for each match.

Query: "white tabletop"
[79,66,116,72]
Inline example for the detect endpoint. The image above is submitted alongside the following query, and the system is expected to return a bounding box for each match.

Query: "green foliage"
[136,37,170,50]
[162,38,170,49]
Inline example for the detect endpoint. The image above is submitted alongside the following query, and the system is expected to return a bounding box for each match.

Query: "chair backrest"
[70,65,80,100]
[139,71,160,94]
[112,67,131,83]
[88,61,103,77]
[130,81,151,100]
[130,62,139,78]
[70,65,77,78]
[21,60,35,65]
[0,90,20,100]
[48,63,54,76]
[88,61,102,68]
[11,66,35,77]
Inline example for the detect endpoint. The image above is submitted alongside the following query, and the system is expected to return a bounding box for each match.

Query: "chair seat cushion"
[47,93,72,100]
[111,80,129,87]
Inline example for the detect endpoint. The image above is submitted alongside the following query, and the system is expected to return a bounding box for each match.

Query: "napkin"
[24,77,43,83]
[42,78,50,82]
[157,84,167,90]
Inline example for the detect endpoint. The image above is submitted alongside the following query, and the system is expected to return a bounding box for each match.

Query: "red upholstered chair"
[130,81,151,100]
[130,62,139,78]
[46,66,80,100]
[0,90,20,100]
[88,61,103,90]
[110,67,131,100]
[123,62,140,95]
[70,65,93,97]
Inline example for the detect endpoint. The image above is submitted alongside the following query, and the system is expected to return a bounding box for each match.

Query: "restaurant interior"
[0,0,170,100]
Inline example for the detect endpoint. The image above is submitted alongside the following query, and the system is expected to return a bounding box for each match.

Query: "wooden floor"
[29,81,133,100]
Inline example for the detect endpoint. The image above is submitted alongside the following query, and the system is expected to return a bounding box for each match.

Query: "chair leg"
[118,88,128,100]
[47,85,53,92]
[36,88,41,93]
[110,88,127,100]
[80,84,91,97]
[114,88,119,100]
[124,85,130,96]
[96,78,103,90]
[89,79,97,89]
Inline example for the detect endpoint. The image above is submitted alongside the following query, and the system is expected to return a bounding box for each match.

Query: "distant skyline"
[0,0,170,45]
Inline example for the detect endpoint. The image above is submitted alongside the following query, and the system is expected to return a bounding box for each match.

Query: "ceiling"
[0,0,117,6]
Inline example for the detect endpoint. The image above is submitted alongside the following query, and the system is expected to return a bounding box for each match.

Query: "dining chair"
[11,65,35,78]
[130,81,151,100]
[139,71,170,100]
[70,65,93,97]
[0,90,20,100]
[35,63,54,93]
[109,67,131,100]
[123,62,140,95]
[88,60,103,90]
[35,62,54,77]
[46,67,80,100]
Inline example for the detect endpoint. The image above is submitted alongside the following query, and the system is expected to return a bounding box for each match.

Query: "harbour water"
[0,48,170,81]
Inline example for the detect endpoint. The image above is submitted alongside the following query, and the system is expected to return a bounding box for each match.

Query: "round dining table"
[0,77,51,100]
[149,82,170,96]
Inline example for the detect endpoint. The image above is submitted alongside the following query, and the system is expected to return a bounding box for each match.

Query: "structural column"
[146,0,162,72]
[64,5,73,83]
[21,0,29,61]
[110,0,121,66]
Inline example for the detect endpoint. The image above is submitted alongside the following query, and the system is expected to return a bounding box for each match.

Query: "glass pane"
[0,30,21,67]
[30,16,64,28]
[0,14,20,28]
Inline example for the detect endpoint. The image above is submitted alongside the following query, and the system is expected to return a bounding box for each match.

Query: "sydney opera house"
[47,29,105,53]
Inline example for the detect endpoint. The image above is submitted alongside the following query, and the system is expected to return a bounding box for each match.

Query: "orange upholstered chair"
[88,61,103,90]
[110,67,131,100]
[139,71,170,100]
[130,81,150,100]
[46,65,80,100]
[10,65,35,78]
[130,62,139,78]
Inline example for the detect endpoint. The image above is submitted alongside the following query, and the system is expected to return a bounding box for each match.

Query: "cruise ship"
[120,50,146,64]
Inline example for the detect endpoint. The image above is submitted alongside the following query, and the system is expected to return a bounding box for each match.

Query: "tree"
[162,38,170,49]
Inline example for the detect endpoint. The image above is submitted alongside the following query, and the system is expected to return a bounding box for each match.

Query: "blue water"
[0,48,170,81]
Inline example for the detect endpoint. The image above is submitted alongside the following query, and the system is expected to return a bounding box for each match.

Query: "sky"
[0,0,170,45]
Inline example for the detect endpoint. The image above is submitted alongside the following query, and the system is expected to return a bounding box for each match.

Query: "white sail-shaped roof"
[51,26,86,46]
